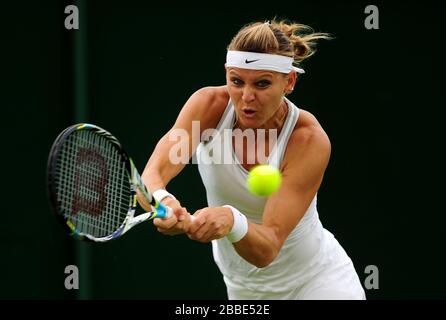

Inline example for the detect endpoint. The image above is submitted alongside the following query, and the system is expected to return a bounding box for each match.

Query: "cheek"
[259,90,284,114]
[227,86,243,103]
[259,88,282,105]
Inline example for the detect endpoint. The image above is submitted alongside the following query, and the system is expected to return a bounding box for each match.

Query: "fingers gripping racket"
[47,123,172,242]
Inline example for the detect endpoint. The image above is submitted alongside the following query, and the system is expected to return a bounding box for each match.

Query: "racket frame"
[47,123,171,242]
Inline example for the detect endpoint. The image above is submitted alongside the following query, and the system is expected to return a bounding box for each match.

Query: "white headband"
[226,50,305,74]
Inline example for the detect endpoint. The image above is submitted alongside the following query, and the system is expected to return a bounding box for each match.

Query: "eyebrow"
[228,71,274,79]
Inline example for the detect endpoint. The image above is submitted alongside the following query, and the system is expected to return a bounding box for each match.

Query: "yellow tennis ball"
[247,164,282,197]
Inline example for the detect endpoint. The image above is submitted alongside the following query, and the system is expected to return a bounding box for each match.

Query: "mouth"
[241,108,257,118]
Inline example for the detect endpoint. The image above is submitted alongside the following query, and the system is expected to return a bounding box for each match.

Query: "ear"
[285,71,297,94]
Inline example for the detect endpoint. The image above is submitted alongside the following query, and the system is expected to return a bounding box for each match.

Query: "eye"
[256,80,271,88]
[230,77,243,86]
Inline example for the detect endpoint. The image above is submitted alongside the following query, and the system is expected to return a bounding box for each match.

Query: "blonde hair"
[227,19,332,64]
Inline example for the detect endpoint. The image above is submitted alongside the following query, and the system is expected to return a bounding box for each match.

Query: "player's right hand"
[153,197,190,236]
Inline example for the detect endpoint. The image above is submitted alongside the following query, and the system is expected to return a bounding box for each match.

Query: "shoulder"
[187,86,229,116]
[191,86,229,102]
[180,86,230,129]
[282,108,331,170]
[291,109,330,151]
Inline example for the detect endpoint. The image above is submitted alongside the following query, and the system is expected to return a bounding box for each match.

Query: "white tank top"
[196,97,325,293]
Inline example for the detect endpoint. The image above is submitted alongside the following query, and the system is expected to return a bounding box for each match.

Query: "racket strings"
[55,130,131,238]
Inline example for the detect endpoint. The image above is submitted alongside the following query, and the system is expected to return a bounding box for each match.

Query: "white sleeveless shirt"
[196,98,365,298]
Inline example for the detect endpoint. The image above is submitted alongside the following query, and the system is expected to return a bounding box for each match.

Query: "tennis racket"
[47,123,172,242]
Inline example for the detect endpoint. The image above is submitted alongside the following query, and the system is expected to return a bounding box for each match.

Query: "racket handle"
[156,202,172,219]
[156,201,196,222]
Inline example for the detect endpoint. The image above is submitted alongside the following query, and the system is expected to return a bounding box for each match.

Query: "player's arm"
[138,87,224,204]
[234,125,331,267]
[137,87,227,230]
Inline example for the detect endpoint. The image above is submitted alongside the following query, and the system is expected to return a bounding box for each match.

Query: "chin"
[238,118,262,129]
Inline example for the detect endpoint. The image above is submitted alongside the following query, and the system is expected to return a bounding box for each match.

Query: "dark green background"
[1,0,443,299]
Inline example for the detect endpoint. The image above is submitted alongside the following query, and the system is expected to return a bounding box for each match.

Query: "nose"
[242,86,255,103]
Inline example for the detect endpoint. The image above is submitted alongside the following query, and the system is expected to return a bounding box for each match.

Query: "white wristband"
[153,189,177,203]
[223,205,248,243]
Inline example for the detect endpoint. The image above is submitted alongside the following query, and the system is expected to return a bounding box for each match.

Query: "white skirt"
[220,229,366,300]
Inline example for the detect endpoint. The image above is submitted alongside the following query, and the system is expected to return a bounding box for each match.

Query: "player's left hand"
[186,207,234,243]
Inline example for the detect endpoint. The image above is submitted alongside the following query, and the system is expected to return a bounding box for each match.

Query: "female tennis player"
[139,19,366,299]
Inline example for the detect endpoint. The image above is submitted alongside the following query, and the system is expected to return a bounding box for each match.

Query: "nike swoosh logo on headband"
[245,59,260,64]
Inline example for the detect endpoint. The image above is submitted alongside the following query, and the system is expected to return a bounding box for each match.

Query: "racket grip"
[157,202,195,222]
[155,202,172,219]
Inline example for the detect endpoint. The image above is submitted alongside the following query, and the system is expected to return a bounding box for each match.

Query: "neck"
[267,100,288,132]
